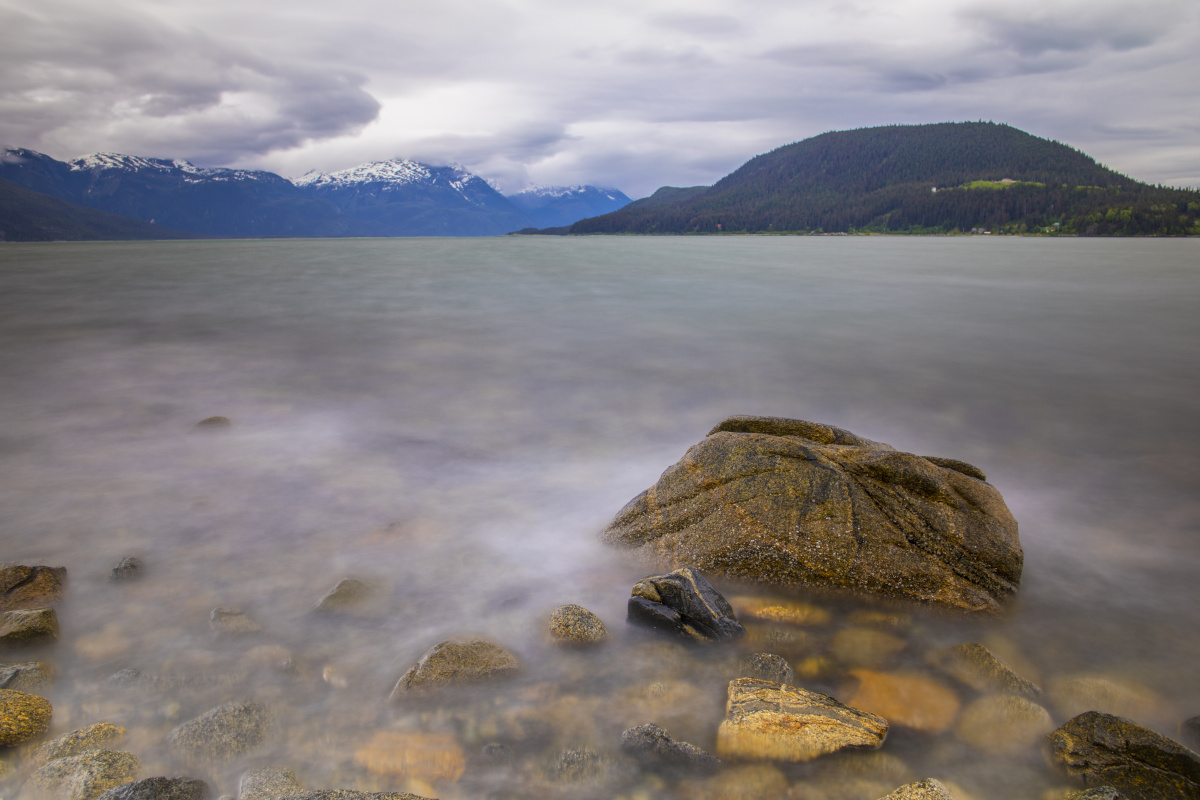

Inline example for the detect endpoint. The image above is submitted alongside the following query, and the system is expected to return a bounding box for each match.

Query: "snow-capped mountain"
[506,184,631,228]
[69,153,280,185]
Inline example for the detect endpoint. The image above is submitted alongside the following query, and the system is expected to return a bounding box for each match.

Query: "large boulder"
[601,416,1022,613]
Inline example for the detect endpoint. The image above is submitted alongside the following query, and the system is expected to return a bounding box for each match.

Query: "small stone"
[0,687,52,745]
[737,653,795,685]
[731,596,831,626]
[0,660,55,692]
[830,628,907,668]
[955,694,1052,753]
[354,731,465,782]
[208,608,261,637]
[313,579,374,613]
[627,567,745,642]
[108,557,144,582]
[0,565,66,611]
[34,722,126,765]
[547,604,608,646]
[1046,675,1175,729]
[96,777,212,800]
[389,639,520,697]
[927,642,1040,697]
[239,766,302,800]
[715,677,888,762]
[621,722,722,774]
[844,670,961,733]
[165,701,273,763]
[1048,711,1200,800]
[194,416,231,428]
[28,749,142,800]
[0,607,59,644]
[875,779,955,799]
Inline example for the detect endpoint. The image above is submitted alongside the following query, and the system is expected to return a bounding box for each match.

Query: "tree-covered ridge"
[569,122,1200,236]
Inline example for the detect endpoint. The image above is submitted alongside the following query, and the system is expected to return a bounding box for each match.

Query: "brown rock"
[955,694,1052,753]
[844,670,960,733]
[716,677,888,762]
[0,687,52,745]
[830,628,907,668]
[0,565,66,611]
[601,416,1022,613]
[0,660,55,692]
[34,722,125,765]
[354,731,465,782]
[0,607,59,644]
[27,749,141,800]
[875,779,955,799]
[313,578,374,614]
[927,642,1040,697]
[732,596,831,626]
[390,639,520,697]
[547,604,608,646]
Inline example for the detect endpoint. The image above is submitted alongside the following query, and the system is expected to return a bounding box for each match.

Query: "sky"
[2,0,1198,198]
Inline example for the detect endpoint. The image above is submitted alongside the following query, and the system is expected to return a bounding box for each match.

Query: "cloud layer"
[2,0,1197,196]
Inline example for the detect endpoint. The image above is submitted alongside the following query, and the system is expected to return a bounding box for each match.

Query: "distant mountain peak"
[511,184,625,201]
[67,152,274,183]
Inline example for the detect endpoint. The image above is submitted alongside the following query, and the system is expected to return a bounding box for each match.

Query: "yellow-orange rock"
[844,670,960,733]
[354,730,466,783]
[830,628,907,668]
[732,596,831,626]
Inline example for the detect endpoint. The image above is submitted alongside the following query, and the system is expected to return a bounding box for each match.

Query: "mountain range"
[0,150,631,241]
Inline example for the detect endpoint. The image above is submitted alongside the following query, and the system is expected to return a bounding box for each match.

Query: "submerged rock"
[547,604,608,646]
[0,687,52,745]
[28,749,142,800]
[208,607,262,637]
[390,639,520,697]
[927,642,1040,697]
[627,567,745,642]
[1181,715,1200,752]
[0,660,54,692]
[844,670,960,733]
[96,777,211,800]
[165,701,273,763]
[602,416,1022,613]
[1047,710,1200,800]
[313,578,374,614]
[1046,674,1175,730]
[621,722,722,774]
[194,416,231,429]
[108,557,145,582]
[731,596,831,626]
[830,628,908,668]
[737,653,795,685]
[0,565,66,611]
[354,731,465,782]
[238,766,302,800]
[0,607,59,644]
[715,677,888,762]
[955,694,1052,753]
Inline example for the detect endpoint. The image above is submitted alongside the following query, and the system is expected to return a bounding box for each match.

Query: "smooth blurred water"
[1,236,1198,798]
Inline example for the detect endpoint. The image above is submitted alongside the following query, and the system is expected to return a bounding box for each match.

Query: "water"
[1,236,1198,798]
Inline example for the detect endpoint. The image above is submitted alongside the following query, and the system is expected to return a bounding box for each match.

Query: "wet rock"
[1181,716,1200,751]
[744,625,808,656]
[731,596,831,626]
[313,579,373,613]
[108,558,144,582]
[0,687,52,745]
[194,416,231,428]
[627,567,745,642]
[1048,711,1200,800]
[681,763,789,800]
[278,792,429,799]
[601,416,1022,613]
[715,677,888,762]
[847,610,912,629]
[353,731,465,782]
[621,722,722,774]
[1047,675,1175,729]
[165,701,273,763]
[208,608,262,637]
[389,639,520,697]
[1065,790,1124,800]
[875,779,955,800]
[955,693,1052,753]
[0,607,59,644]
[238,766,301,800]
[28,749,142,800]
[927,642,1040,697]
[96,777,211,800]
[830,628,907,668]
[0,565,66,611]
[547,747,623,784]
[737,653,795,685]
[547,604,608,645]
[34,722,125,765]
[844,670,960,733]
[0,660,54,692]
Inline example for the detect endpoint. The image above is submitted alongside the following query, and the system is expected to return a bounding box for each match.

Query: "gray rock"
[0,565,66,611]
[620,722,722,774]
[927,642,1040,696]
[0,687,52,745]
[1048,710,1200,800]
[34,722,125,765]
[28,749,142,800]
[165,701,273,763]
[239,766,302,800]
[389,639,520,698]
[875,779,954,799]
[312,579,373,614]
[1181,716,1200,752]
[194,416,232,429]
[209,608,262,637]
[547,604,608,646]
[108,557,144,582]
[0,660,54,692]
[602,416,1022,613]
[0,607,59,644]
[626,567,745,642]
[96,777,211,800]
[738,652,795,685]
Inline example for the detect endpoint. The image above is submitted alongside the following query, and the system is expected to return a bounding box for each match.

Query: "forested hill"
[567,122,1200,236]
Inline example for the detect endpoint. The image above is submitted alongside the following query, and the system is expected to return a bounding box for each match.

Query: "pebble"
[0,687,53,745]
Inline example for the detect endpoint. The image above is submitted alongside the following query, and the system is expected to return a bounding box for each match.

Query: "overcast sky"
[2,0,1198,197]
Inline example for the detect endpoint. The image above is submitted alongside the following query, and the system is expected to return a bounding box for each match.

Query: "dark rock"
[927,642,1040,696]
[602,416,1022,613]
[34,722,125,765]
[165,701,273,763]
[547,604,608,646]
[0,607,59,644]
[194,416,231,428]
[620,722,722,774]
[737,653,795,685]
[0,687,52,745]
[96,777,211,800]
[389,639,520,698]
[28,749,142,800]
[0,660,54,691]
[108,557,145,582]
[626,567,745,642]
[1180,716,1200,752]
[239,766,301,800]
[1047,710,1200,800]
[0,565,66,611]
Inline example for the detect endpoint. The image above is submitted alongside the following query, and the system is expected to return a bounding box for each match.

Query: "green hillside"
[569,122,1200,236]
[0,178,196,241]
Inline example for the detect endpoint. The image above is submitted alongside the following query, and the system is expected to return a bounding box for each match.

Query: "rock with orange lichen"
[0,687,52,745]
[354,731,465,783]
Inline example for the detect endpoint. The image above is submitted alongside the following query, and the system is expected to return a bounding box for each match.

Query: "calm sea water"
[1,236,1198,798]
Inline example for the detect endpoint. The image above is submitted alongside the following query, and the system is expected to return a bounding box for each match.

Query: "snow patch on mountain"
[68,153,273,183]
[509,184,624,201]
